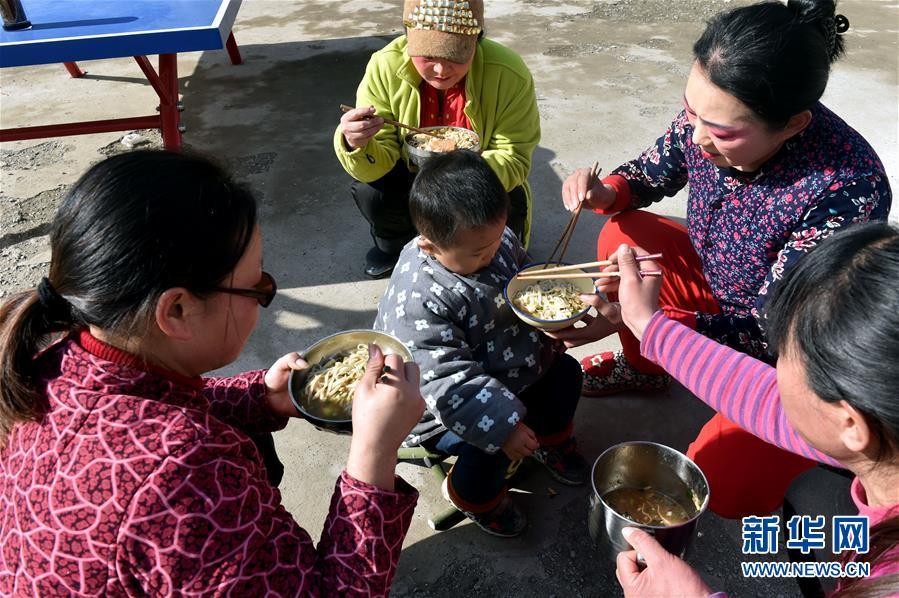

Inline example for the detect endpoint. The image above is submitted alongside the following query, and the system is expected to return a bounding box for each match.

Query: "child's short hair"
[409,150,509,248]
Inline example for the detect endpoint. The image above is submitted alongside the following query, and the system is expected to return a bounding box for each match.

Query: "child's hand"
[347,343,425,490]
[502,422,539,460]
[615,244,662,340]
[264,352,307,418]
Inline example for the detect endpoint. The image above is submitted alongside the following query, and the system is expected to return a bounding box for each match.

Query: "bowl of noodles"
[588,441,709,561]
[288,330,413,434]
[504,263,595,331]
[404,126,480,168]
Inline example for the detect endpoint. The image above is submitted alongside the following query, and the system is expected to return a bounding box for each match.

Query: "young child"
[375,150,587,537]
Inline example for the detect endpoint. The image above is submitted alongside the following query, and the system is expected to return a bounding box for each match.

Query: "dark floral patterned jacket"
[0,331,417,596]
[603,102,891,358]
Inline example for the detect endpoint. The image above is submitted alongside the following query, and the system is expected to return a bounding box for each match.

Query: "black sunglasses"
[213,271,278,308]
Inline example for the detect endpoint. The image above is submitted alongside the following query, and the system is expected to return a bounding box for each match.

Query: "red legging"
[597,210,816,519]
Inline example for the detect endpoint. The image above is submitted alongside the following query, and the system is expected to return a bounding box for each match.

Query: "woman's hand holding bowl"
[545,295,623,349]
[264,352,308,418]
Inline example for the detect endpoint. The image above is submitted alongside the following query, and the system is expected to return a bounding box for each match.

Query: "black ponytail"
[788,0,848,62]
[0,292,60,441]
[0,151,257,443]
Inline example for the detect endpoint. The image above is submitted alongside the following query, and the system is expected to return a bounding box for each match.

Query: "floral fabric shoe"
[441,477,527,538]
[532,436,589,486]
[580,350,671,397]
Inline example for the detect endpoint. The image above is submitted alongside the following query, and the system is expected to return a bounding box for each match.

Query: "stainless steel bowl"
[404,126,481,168]
[288,330,413,435]
[588,441,710,560]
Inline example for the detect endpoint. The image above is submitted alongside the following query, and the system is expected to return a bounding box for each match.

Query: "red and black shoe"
[532,436,589,486]
[442,477,527,538]
[580,350,671,397]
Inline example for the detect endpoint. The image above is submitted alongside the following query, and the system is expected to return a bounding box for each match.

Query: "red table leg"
[64,62,85,78]
[225,31,243,65]
[133,56,170,104]
[158,54,182,152]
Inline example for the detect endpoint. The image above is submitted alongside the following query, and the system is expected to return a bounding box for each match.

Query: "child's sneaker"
[532,436,589,486]
[441,477,527,538]
[580,350,671,397]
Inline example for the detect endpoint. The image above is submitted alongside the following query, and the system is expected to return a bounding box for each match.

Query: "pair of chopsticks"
[544,161,601,269]
[340,104,442,138]
[516,253,664,280]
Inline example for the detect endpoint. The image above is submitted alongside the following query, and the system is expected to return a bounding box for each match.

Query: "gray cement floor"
[1,1,897,596]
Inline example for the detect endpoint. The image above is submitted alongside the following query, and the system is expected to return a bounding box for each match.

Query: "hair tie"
[37,277,73,321]
[823,14,849,56]
[834,14,849,34]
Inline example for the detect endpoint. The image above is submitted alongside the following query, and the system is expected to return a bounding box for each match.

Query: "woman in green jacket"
[335,0,540,278]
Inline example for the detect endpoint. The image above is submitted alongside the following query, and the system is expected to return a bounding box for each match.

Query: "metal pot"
[588,441,709,560]
[288,329,413,435]
[404,126,481,168]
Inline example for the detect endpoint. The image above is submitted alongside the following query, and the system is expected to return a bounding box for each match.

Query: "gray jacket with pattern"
[374,229,555,453]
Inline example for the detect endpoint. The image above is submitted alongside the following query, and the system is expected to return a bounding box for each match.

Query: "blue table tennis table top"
[0,0,241,68]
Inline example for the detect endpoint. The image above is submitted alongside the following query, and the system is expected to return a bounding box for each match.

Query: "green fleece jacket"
[334,35,540,244]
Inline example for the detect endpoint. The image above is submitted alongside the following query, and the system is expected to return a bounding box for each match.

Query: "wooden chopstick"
[544,161,602,269]
[340,104,441,138]
[534,253,664,275]
[516,269,663,280]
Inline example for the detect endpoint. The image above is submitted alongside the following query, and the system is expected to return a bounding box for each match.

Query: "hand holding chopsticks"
[340,104,441,139]
[518,253,663,280]
[517,270,662,280]
[561,162,616,212]
[615,245,664,340]
[544,161,601,269]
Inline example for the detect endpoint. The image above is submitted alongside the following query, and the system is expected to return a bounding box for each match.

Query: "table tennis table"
[0,0,243,151]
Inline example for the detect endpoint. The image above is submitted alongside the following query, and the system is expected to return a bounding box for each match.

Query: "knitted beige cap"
[403,0,484,64]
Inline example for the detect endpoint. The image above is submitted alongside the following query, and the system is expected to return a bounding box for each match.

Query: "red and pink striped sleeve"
[641,312,839,467]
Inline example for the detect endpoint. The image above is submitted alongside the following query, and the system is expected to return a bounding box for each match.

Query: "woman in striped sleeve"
[606,224,898,597]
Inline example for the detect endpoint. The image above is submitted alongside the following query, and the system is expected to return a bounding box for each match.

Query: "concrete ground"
[1,1,896,596]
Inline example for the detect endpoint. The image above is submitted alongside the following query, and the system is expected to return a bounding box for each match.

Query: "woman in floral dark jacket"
[0,152,424,596]
[555,0,891,519]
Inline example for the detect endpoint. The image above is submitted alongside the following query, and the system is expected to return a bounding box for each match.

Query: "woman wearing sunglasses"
[554,0,891,520]
[0,151,424,596]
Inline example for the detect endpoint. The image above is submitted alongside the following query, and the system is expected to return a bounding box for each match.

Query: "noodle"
[602,487,693,527]
[513,280,586,321]
[408,128,479,152]
[302,344,368,419]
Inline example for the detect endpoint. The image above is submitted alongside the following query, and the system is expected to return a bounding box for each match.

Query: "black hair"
[0,150,257,442]
[409,150,509,247]
[693,0,849,129]
[765,222,899,597]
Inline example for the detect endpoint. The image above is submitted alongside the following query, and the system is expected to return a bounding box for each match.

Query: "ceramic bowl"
[504,263,595,332]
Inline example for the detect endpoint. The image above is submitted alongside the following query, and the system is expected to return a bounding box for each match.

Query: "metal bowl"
[404,126,481,168]
[588,441,710,561]
[504,263,595,332]
[288,330,413,435]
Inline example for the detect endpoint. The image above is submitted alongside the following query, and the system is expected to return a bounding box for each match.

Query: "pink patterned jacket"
[0,331,418,597]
